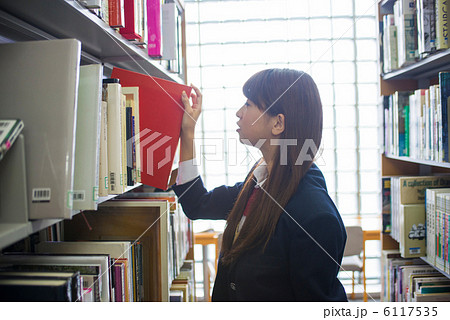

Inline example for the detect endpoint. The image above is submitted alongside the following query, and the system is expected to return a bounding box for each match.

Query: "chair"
[341,226,364,300]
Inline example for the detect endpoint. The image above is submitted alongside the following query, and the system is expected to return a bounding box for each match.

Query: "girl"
[172,69,347,301]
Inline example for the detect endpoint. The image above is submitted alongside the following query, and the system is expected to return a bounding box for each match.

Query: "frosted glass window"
[356,18,377,39]
[310,40,333,62]
[331,0,353,16]
[360,172,380,193]
[360,193,380,214]
[360,149,380,171]
[357,62,378,83]
[336,150,357,170]
[359,106,379,127]
[334,62,355,83]
[309,0,331,17]
[359,127,380,148]
[186,0,380,225]
[331,18,354,39]
[336,128,357,149]
[287,20,310,40]
[356,40,378,60]
[335,106,356,127]
[332,40,355,61]
[334,84,356,105]
[337,193,358,213]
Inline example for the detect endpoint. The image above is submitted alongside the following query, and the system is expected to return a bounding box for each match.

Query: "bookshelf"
[0,0,193,302]
[377,0,450,300]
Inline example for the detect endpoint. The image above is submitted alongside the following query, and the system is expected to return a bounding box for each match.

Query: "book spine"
[108,0,124,28]
[99,101,109,197]
[121,94,127,190]
[126,106,133,186]
[439,72,450,161]
[435,0,449,50]
[119,0,141,40]
[147,0,162,57]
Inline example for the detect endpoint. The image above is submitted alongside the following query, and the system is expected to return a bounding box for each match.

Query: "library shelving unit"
[0,0,193,302]
[377,0,450,291]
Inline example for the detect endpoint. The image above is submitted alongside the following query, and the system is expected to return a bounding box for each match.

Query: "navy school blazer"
[172,164,348,301]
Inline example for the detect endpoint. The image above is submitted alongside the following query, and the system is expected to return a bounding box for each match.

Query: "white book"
[36,241,134,302]
[99,101,109,197]
[73,64,103,211]
[103,80,124,194]
[0,253,110,302]
[0,39,81,219]
[162,2,177,60]
[121,93,128,189]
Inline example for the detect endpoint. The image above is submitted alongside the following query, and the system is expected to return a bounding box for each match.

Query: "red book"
[119,0,142,40]
[108,0,124,28]
[111,67,192,190]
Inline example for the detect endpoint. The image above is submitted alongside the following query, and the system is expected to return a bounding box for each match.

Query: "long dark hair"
[220,69,323,266]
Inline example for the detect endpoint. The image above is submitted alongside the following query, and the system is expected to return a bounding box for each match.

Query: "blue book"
[439,72,450,161]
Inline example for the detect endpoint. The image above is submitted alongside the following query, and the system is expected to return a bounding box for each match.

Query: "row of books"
[0,38,191,220]
[382,249,450,302]
[79,0,183,73]
[121,190,193,283]
[383,175,450,273]
[170,260,195,302]
[383,72,450,162]
[0,241,141,302]
[382,0,449,73]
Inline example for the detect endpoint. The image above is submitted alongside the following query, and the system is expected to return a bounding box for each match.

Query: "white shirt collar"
[253,160,268,188]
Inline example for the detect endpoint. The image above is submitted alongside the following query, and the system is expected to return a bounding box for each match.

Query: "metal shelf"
[420,257,450,280]
[381,49,450,81]
[384,154,450,169]
[0,0,183,83]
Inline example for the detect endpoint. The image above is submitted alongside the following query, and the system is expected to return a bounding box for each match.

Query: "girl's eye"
[245,102,250,107]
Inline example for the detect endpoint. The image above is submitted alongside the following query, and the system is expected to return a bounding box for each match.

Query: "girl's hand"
[181,84,202,137]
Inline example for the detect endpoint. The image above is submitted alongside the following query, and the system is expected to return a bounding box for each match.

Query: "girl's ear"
[272,113,285,136]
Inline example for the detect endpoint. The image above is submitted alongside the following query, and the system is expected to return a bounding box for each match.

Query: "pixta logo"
[129,128,173,176]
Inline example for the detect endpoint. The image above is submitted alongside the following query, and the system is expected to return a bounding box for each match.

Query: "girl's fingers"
[191,84,202,107]
[181,91,191,110]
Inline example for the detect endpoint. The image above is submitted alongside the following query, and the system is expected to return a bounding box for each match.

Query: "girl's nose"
[236,105,243,118]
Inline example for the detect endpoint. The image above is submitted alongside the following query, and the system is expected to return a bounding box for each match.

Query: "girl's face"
[236,99,274,147]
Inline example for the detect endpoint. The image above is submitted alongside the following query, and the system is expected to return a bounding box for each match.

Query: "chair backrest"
[343,226,363,257]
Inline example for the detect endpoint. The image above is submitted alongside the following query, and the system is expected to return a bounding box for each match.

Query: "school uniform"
[172,160,348,301]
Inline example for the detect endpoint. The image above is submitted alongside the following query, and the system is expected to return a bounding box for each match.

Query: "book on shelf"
[399,204,426,258]
[389,175,450,250]
[0,270,81,302]
[0,39,81,219]
[110,67,192,190]
[0,278,73,302]
[99,100,109,197]
[398,264,438,301]
[383,14,398,73]
[122,86,141,183]
[0,253,110,302]
[435,0,449,50]
[147,0,162,57]
[103,78,124,195]
[393,0,417,68]
[108,0,125,28]
[0,119,24,162]
[120,93,128,189]
[382,177,392,234]
[426,188,450,267]
[73,64,103,211]
[416,0,436,58]
[35,240,134,302]
[119,0,144,40]
[384,75,450,163]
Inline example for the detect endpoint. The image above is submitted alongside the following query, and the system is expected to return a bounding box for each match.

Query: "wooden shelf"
[0,0,184,83]
[421,257,450,280]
